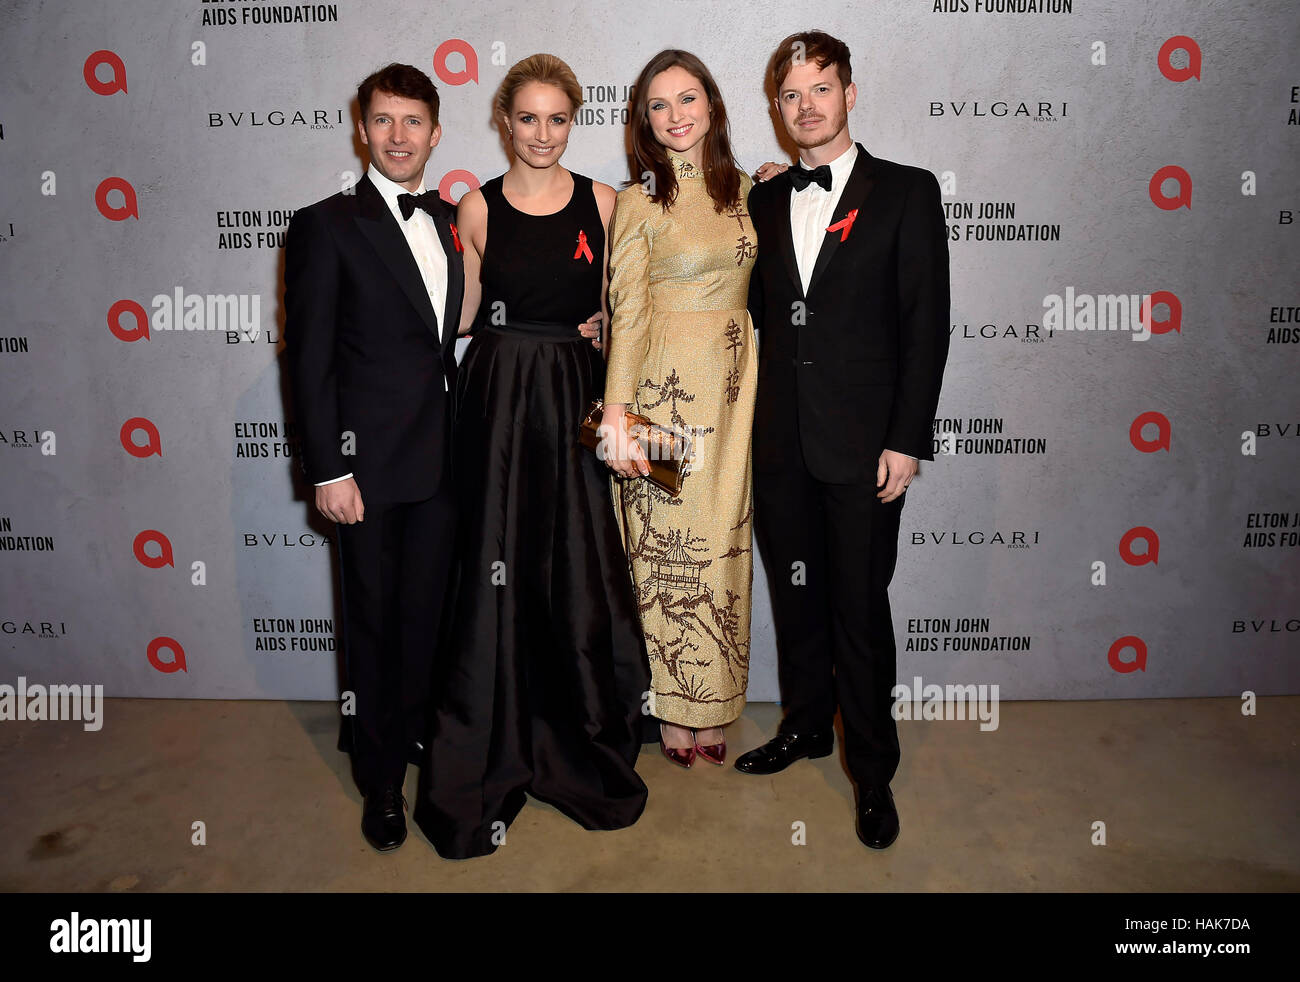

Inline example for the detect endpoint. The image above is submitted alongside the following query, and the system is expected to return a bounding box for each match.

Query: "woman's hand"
[754,161,791,182]
[577,310,604,350]
[599,404,650,479]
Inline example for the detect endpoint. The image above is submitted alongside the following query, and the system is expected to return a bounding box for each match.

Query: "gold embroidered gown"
[604,152,757,728]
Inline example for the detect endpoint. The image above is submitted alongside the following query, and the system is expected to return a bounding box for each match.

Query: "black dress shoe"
[406,740,425,766]
[361,783,407,852]
[733,730,833,775]
[855,785,899,850]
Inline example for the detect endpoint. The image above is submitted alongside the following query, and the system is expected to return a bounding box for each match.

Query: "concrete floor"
[1,697,1296,892]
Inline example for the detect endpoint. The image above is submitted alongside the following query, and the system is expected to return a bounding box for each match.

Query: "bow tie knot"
[789,164,832,193]
[397,190,440,221]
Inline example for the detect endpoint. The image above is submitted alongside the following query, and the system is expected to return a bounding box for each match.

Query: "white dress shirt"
[316,164,451,487]
[789,142,858,296]
[367,163,449,344]
[788,144,915,463]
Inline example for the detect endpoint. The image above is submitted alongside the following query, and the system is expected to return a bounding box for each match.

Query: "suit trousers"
[334,482,456,795]
[753,461,905,790]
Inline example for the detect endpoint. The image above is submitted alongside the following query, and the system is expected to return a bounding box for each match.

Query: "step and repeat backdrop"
[1,0,1296,703]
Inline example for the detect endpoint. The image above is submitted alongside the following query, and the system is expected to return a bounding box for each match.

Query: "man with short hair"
[738,31,950,850]
[285,63,462,851]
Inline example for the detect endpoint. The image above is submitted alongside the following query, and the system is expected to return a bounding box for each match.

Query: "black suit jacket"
[747,144,949,482]
[285,174,464,503]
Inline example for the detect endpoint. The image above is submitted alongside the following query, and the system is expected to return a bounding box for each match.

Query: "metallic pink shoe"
[694,737,726,765]
[660,736,696,768]
[659,724,696,768]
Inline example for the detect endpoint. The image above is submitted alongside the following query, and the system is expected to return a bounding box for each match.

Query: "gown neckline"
[498,169,577,217]
[667,150,704,181]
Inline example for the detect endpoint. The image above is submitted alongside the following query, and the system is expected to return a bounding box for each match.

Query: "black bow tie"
[397,190,440,221]
[789,164,832,193]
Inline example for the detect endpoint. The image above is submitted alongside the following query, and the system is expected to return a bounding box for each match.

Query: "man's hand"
[316,477,365,524]
[876,450,917,503]
[577,311,604,350]
[754,161,791,182]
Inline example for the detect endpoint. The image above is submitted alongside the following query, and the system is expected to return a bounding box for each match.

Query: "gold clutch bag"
[578,398,693,497]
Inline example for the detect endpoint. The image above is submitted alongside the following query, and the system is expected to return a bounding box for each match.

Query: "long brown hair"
[628,50,741,214]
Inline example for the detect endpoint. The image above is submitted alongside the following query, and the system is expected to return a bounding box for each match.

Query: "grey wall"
[1,0,1297,701]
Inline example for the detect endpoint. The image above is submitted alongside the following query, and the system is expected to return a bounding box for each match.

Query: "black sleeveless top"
[476,172,605,338]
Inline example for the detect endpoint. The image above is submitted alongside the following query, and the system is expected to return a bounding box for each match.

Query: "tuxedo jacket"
[285,174,464,503]
[747,144,950,483]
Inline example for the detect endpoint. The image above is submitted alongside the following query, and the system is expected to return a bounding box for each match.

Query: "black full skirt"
[414,329,650,859]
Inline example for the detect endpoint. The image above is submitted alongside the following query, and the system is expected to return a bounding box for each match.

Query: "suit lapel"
[806,144,877,298]
[770,171,804,298]
[353,175,441,339]
[426,204,464,350]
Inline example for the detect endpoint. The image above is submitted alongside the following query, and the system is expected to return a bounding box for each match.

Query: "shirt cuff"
[886,450,917,461]
[315,473,353,486]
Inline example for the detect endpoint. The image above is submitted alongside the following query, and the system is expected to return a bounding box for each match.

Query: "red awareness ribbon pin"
[573,229,593,263]
[826,208,859,243]
[449,222,464,253]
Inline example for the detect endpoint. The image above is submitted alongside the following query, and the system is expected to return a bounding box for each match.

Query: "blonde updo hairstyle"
[495,53,584,126]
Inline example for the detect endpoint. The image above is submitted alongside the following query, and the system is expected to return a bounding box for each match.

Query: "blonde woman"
[416,54,648,860]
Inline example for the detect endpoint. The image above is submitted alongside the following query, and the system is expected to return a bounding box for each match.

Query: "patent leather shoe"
[733,730,833,775]
[361,783,407,852]
[855,785,899,850]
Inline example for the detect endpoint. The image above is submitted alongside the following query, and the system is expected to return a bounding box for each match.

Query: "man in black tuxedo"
[285,63,463,852]
[737,32,949,850]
